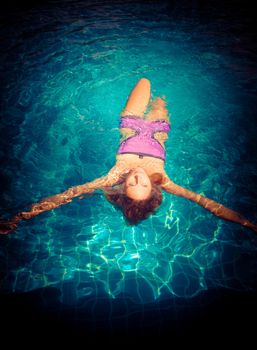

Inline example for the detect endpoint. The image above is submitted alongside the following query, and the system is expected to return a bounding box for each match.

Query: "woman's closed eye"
[128,183,148,187]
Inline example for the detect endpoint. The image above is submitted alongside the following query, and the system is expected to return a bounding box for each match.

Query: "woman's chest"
[115,154,165,175]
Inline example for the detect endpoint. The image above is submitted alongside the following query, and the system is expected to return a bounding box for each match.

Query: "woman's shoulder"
[106,161,131,186]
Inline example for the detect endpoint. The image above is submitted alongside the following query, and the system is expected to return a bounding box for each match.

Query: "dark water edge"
[1,287,256,344]
[1,0,257,344]
[1,0,257,28]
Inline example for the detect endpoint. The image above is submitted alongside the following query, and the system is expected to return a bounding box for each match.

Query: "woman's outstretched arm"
[0,163,128,234]
[0,175,110,234]
[16,175,109,219]
[0,167,115,234]
[161,178,257,234]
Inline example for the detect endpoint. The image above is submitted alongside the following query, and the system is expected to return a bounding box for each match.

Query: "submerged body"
[1,78,257,233]
[112,77,171,200]
[114,115,170,200]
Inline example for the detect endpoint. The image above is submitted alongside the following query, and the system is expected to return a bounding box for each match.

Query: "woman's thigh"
[119,127,136,142]
[146,97,170,123]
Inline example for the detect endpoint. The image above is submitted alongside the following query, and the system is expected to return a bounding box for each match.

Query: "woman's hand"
[0,218,18,234]
[244,220,257,234]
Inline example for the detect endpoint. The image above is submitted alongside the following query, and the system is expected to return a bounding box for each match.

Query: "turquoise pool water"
[0,0,257,331]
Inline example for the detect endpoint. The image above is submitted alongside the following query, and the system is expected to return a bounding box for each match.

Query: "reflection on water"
[0,0,257,310]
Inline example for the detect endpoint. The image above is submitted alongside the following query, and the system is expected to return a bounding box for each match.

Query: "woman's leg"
[146,96,170,122]
[120,78,151,117]
[146,96,170,145]
[119,127,136,142]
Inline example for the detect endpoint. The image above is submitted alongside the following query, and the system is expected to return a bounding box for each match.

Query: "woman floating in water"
[1,78,257,233]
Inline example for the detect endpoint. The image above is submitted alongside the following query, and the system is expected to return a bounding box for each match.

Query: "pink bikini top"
[117,116,170,161]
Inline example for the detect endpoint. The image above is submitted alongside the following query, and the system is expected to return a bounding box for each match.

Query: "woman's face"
[125,167,152,200]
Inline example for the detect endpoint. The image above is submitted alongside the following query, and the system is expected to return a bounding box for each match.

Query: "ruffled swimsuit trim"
[117,115,170,161]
